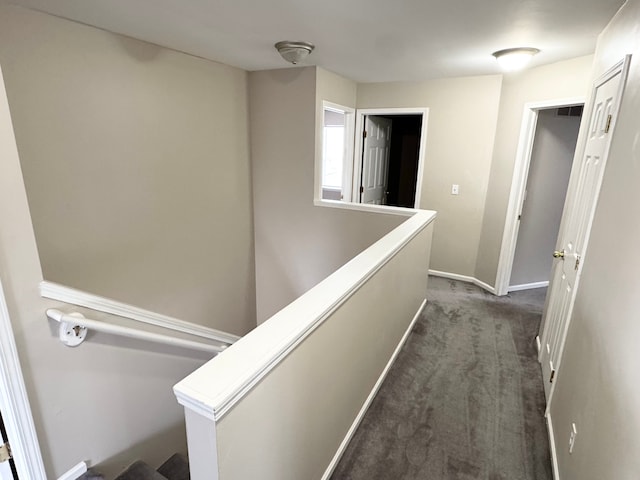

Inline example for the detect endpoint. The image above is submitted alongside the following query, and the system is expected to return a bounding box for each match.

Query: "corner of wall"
[474,56,594,288]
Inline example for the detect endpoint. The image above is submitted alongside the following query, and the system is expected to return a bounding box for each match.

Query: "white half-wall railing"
[46,309,228,354]
[174,209,436,480]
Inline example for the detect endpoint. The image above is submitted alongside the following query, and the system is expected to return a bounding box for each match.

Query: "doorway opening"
[509,105,583,291]
[353,108,428,208]
[356,114,423,207]
[495,97,585,296]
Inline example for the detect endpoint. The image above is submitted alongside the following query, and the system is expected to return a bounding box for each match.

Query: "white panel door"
[0,412,17,480]
[539,58,629,401]
[360,116,392,204]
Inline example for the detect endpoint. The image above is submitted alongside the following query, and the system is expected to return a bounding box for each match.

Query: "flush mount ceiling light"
[275,40,315,65]
[492,47,540,71]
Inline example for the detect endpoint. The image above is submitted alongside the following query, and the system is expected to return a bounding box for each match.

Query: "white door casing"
[0,64,47,480]
[495,97,585,297]
[539,56,631,404]
[0,273,45,480]
[0,411,17,480]
[360,115,392,205]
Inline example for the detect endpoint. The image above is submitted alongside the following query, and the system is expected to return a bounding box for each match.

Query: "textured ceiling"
[2,0,625,82]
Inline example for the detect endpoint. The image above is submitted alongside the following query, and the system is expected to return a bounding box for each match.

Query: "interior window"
[322,111,345,198]
[321,103,354,201]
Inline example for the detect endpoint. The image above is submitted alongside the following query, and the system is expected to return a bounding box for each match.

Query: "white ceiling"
[3,0,625,82]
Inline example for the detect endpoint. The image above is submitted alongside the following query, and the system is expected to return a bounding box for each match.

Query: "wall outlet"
[569,423,577,454]
[451,184,459,195]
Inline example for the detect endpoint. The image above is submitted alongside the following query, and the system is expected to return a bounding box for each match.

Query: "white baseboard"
[508,281,549,292]
[428,269,497,295]
[321,298,427,480]
[57,461,87,480]
[546,412,561,480]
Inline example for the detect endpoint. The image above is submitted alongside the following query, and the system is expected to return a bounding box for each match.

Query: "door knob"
[553,250,565,259]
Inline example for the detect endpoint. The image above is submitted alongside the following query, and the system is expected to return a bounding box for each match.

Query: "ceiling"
[3,0,625,83]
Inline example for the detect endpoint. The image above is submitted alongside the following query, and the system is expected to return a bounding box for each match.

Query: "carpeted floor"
[330,277,552,480]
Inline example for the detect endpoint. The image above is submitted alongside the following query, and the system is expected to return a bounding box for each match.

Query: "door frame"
[0,63,47,479]
[0,277,47,479]
[494,97,585,296]
[352,107,428,208]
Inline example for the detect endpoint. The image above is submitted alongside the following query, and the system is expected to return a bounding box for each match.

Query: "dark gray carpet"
[331,277,552,480]
[157,453,190,480]
[112,454,190,480]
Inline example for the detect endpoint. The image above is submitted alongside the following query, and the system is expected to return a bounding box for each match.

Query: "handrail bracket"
[58,312,88,347]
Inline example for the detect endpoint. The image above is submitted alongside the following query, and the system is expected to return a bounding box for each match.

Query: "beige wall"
[357,76,502,276]
[510,110,580,286]
[0,5,255,336]
[549,1,640,478]
[475,55,594,286]
[250,67,403,323]
[0,5,259,478]
[0,61,209,478]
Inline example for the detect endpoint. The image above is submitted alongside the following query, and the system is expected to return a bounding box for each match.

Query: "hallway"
[331,277,552,479]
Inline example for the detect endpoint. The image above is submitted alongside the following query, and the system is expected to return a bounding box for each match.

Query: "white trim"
[47,309,226,354]
[322,298,427,480]
[546,413,561,480]
[428,269,497,295]
[353,107,429,208]
[56,461,87,480]
[536,335,541,354]
[318,101,356,203]
[508,281,549,292]
[0,277,47,479]
[495,97,586,296]
[174,210,437,421]
[39,281,240,345]
[183,409,219,480]
[313,198,417,216]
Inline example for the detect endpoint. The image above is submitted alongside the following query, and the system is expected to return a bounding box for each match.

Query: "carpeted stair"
[80,453,189,480]
[116,454,189,480]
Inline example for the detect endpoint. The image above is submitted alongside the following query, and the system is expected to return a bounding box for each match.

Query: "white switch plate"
[451,184,459,195]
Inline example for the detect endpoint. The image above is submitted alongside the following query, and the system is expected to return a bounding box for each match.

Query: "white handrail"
[46,309,227,354]
[40,281,240,345]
